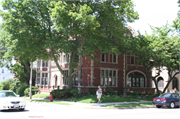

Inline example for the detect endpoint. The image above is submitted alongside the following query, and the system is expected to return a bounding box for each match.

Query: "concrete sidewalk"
[25,97,155,109]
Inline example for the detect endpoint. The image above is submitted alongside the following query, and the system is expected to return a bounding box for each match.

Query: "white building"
[0,57,16,84]
[152,66,180,93]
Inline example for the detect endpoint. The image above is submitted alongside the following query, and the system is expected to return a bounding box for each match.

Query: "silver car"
[0,90,26,111]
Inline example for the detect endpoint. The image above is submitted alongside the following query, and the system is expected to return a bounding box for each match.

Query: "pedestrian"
[96,85,102,103]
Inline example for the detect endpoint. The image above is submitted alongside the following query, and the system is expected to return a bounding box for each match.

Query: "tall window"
[101,53,105,62]
[157,77,164,88]
[55,76,57,88]
[36,73,40,85]
[113,54,117,63]
[42,61,48,67]
[172,77,178,90]
[2,69,4,73]
[127,72,145,87]
[131,56,135,64]
[63,55,69,63]
[100,69,117,86]
[42,73,48,85]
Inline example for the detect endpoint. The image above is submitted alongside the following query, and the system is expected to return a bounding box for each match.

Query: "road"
[0,102,180,119]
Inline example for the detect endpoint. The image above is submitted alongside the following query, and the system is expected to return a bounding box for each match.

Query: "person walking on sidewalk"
[97,85,102,103]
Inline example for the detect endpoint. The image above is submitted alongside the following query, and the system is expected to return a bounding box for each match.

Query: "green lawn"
[24,98,71,105]
[32,93,50,98]
[104,103,154,108]
[64,95,147,103]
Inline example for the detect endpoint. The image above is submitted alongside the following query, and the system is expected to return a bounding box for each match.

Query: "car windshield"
[0,92,17,97]
[159,93,171,97]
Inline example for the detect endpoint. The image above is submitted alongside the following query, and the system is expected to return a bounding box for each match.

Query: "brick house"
[35,51,155,95]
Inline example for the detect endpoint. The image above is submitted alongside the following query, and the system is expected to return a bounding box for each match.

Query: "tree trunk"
[152,78,160,95]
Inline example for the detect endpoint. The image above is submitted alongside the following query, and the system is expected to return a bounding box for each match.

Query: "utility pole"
[29,62,33,99]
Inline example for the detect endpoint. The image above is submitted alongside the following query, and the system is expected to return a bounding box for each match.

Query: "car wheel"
[19,108,25,111]
[156,105,162,108]
[169,102,175,108]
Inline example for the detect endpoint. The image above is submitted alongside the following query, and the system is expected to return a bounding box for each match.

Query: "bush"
[130,91,137,96]
[24,86,40,96]
[0,78,14,90]
[89,88,96,95]
[70,89,80,98]
[17,83,29,96]
[106,88,115,95]
[137,92,141,95]
[50,89,73,99]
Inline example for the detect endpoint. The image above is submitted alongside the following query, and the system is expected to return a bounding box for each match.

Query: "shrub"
[70,89,79,98]
[137,92,141,95]
[24,86,40,96]
[130,91,137,96]
[89,88,96,95]
[50,89,73,99]
[17,83,29,96]
[106,88,115,95]
[0,78,14,90]
[147,91,151,95]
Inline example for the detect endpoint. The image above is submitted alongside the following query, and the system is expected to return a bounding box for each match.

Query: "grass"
[24,98,71,105]
[32,93,50,98]
[64,95,142,103]
[103,103,154,108]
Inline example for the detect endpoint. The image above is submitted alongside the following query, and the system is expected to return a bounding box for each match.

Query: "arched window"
[172,77,178,90]
[157,77,164,88]
[127,72,145,87]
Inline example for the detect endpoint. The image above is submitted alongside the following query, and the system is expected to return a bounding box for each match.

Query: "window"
[63,55,69,63]
[113,54,117,63]
[55,76,57,88]
[42,73,48,85]
[10,70,13,73]
[73,71,79,86]
[42,61,48,67]
[131,56,134,64]
[37,60,41,67]
[100,69,117,86]
[127,72,145,87]
[101,53,105,62]
[36,73,40,85]
[2,69,4,73]
[157,77,164,88]
[172,78,178,90]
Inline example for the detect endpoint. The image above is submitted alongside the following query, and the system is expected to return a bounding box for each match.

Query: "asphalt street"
[0,101,180,119]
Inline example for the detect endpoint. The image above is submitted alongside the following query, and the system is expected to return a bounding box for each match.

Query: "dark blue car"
[153,93,180,108]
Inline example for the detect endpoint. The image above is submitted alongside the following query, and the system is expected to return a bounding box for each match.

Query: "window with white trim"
[36,73,40,85]
[112,54,117,63]
[158,77,164,88]
[42,73,48,85]
[101,53,106,62]
[63,55,69,63]
[100,69,117,86]
[2,69,4,73]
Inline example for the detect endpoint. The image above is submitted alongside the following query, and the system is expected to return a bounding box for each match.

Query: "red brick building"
[35,51,155,95]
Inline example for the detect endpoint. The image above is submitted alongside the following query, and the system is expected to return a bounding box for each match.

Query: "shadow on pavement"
[0,109,29,113]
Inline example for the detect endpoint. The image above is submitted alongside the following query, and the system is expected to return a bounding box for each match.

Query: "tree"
[0,78,14,90]
[0,0,139,89]
[131,24,180,95]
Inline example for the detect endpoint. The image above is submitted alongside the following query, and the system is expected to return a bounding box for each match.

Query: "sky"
[128,0,179,35]
[0,0,179,35]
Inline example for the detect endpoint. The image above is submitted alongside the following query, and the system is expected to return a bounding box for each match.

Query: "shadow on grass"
[65,95,138,103]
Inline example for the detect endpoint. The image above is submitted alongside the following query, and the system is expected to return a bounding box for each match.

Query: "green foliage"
[130,91,137,96]
[70,89,80,98]
[0,78,14,90]
[17,83,29,96]
[0,0,139,89]
[24,86,40,96]
[106,88,115,95]
[50,89,74,99]
[89,88,96,95]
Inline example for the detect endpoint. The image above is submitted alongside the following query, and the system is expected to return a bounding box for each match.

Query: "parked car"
[0,90,26,111]
[153,93,180,108]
